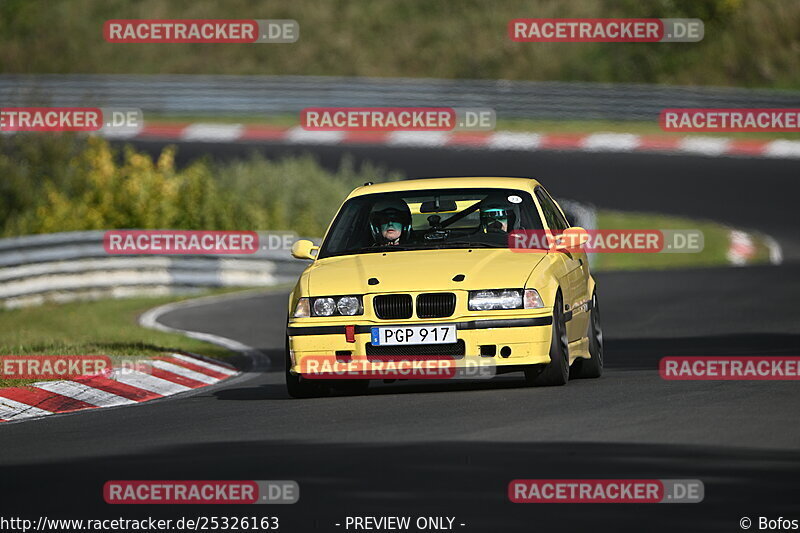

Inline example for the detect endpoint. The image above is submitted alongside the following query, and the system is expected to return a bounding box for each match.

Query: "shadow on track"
[3,440,799,532]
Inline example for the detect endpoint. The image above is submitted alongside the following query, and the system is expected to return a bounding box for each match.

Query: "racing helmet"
[369,198,412,243]
[480,195,517,232]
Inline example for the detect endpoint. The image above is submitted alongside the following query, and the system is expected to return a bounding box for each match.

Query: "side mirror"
[555,227,590,251]
[291,239,319,260]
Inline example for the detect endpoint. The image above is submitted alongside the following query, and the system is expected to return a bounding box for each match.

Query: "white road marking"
[764,140,800,158]
[109,369,192,395]
[677,137,731,156]
[487,132,541,150]
[170,353,237,375]
[149,360,220,384]
[285,127,346,144]
[139,300,255,355]
[0,397,53,420]
[138,290,267,371]
[582,133,641,152]
[182,123,245,142]
[387,131,449,147]
[33,380,136,407]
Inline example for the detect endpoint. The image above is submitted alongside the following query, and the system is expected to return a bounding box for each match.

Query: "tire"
[285,336,329,398]
[571,291,603,379]
[524,291,569,386]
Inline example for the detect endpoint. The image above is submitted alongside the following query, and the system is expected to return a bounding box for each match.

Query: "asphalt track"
[1,142,800,532]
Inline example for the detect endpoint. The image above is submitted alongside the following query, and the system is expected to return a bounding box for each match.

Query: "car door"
[535,187,589,342]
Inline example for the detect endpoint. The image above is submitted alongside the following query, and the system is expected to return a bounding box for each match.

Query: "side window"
[535,187,569,231]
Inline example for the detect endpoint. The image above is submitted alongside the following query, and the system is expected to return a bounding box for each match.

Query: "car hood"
[305,249,546,295]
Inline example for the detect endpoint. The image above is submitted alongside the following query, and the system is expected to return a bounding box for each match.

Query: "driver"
[480,198,514,233]
[369,198,412,246]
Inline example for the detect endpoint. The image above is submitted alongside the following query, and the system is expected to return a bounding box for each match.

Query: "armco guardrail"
[0,231,308,309]
[2,74,799,121]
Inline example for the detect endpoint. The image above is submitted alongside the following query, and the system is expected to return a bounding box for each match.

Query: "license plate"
[371,324,456,346]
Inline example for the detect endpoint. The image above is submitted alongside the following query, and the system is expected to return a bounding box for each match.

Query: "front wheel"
[571,291,603,379]
[524,291,569,386]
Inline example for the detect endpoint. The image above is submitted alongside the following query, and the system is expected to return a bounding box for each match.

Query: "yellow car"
[286,177,603,397]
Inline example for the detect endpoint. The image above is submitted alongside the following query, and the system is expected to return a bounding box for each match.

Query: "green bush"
[0,134,402,237]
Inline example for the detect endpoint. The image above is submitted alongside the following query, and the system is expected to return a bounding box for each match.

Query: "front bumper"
[287,315,554,375]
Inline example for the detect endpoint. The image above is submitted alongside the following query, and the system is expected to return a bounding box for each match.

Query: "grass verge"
[593,210,772,271]
[0,288,253,388]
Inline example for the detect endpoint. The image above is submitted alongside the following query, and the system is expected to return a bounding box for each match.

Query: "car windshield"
[318,187,544,258]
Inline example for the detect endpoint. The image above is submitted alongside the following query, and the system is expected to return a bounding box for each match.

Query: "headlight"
[313,297,336,317]
[499,289,523,309]
[468,289,544,310]
[469,290,497,311]
[301,295,364,317]
[337,296,362,316]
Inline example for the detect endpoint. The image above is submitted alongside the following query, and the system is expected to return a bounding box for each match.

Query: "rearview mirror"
[291,239,319,260]
[419,199,458,213]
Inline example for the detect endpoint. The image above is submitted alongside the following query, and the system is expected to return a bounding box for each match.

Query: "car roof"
[347,176,542,198]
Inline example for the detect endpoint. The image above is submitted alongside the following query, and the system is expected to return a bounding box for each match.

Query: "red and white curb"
[727,230,757,266]
[726,230,783,266]
[110,123,800,159]
[0,353,238,423]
